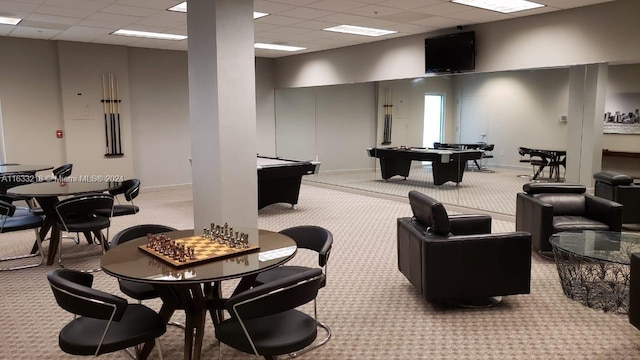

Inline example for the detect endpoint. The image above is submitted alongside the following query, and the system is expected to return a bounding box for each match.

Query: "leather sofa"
[594,171,640,224]
[397,191,531,304]
[516,183,623,254]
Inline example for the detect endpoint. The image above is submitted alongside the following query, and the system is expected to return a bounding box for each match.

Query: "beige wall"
[57,41,134,180]
[274,0,640,88]
[0,37,65,167]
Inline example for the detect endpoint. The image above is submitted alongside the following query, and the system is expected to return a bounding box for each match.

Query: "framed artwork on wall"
[604,92,640,134]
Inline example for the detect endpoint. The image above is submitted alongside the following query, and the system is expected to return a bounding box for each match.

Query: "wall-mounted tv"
[425,31,475,74]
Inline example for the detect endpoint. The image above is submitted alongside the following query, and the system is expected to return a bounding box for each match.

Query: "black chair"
[54,194,114,267]
[594,171,640,225]
[47,268,166,358]
[111,224,177,301]
[94,179,140,218]
[516,183,623,256]
[253,225,333,356]
[52,163,73,180]
[216,269,324,360]
[397,191,531,305]
[0,199,44,270]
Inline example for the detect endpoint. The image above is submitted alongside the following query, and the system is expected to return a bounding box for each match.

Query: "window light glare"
[254,43,306,52]
[451,0,544,14]
[168,2,269,19]
[0,16,22,26]
[112,29,187,41]
[323,25,397,37]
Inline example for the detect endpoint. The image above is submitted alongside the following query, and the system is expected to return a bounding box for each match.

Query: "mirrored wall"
[274,64,640,216]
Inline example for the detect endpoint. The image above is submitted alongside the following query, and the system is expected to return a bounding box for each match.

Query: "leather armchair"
[594,171,640,224]
[516,183,623,254]
[397,191,531,305]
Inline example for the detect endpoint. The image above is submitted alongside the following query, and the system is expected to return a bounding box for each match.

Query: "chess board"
[138,235,260,268]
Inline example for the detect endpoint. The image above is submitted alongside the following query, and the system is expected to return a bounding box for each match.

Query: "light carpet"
[0,184,639,359]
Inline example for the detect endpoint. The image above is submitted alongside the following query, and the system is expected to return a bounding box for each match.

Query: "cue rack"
[382,87,393,145]
[101,73,123,157]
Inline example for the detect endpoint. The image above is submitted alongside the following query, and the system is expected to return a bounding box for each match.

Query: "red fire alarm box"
[56,130,63,138]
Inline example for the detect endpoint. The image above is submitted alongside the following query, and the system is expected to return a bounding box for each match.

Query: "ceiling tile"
[114,0,178,10]
[254,0,296,14]
[307,0,369,12]
[0,24,15,36]
[391,23,437,34]
[377,0,443,10]
[26,13,81,25]
[410,16,463,28]
[43,0,113,12]
[53,25,111,41]
[100,4,160,17]
[262,0,317,5]
[9,25,61,39]
[414,2,469,16]
[278,7,334,20]
[290,19,338,31]
[33,4,95,18]
[86,12,141,26]
[316,12,369,24]
[256,14,306,26]
[342,4,405,17]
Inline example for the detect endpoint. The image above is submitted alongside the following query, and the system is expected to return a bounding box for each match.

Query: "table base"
[552,246,629,314]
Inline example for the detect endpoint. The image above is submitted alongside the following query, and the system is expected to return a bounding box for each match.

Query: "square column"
[566,63,608,185]
[187,0,257,232]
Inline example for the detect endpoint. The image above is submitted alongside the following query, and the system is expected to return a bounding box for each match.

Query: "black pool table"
[367,147,483,185]
[257,156,321,209]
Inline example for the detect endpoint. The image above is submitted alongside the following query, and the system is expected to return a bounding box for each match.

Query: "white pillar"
[187,0,258,233]
[566,63,607,186]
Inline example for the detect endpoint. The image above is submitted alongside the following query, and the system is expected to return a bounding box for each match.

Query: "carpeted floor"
[1,182,639,359]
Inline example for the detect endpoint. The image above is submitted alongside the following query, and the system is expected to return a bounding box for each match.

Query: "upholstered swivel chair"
[594,171,640,225]
[516,183,623,256]
[216,269,324,360]
[47,269,166,359]
[0,199,44,270]
[253,225,333,356]
[397,191,531,305]
[94,179,140,218]
[54,194,114,267]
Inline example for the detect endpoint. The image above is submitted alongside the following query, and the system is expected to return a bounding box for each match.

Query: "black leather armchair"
[397,191,531,305]
[594,171,640,225]
[516,183,623,255]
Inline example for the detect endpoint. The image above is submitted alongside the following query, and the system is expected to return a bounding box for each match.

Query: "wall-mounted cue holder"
[101,73,124,157]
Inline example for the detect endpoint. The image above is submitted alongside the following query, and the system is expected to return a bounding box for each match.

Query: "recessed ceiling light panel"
[254,43,306,52]
[323,25,397,37]
[112,29,187,41]
[0,16,22,26]
[451,0,544,13]
[168,2,269,19]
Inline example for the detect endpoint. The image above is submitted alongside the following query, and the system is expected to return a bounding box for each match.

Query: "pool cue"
[109,74,116,154]
[115,75,121,154]
[102,74,109,154]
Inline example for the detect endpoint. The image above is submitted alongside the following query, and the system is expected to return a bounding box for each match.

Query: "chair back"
[111,224,177,247]
[52,164,73,180]
[54,194,114,231]
[109,179,140,201]
[0,200,16,218]
[226,268,323,321]
[279,225,333,267]
[408,190,450,235]
[47,269,127,321]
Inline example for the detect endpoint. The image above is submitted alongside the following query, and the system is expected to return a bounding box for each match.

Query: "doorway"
[423,94,443,148]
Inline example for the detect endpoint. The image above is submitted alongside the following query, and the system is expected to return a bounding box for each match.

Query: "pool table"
[367,147,483,185]
[257,156,321,209]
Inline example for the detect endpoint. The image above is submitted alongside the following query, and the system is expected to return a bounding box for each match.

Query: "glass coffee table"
[550,230,640,314]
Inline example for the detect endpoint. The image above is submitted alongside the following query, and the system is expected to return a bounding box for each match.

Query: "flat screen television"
[425,31,475,74]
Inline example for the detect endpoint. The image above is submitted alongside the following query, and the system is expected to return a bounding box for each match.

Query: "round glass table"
[550,230,640,314]
[101,229,297,360]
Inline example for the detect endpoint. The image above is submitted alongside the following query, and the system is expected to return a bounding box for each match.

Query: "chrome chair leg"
[287,300,332,358]
[0,228,45,271]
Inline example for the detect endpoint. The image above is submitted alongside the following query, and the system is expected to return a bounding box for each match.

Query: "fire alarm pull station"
[56,130,63,138]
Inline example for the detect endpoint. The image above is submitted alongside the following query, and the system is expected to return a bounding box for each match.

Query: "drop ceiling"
[0,0,616,58]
